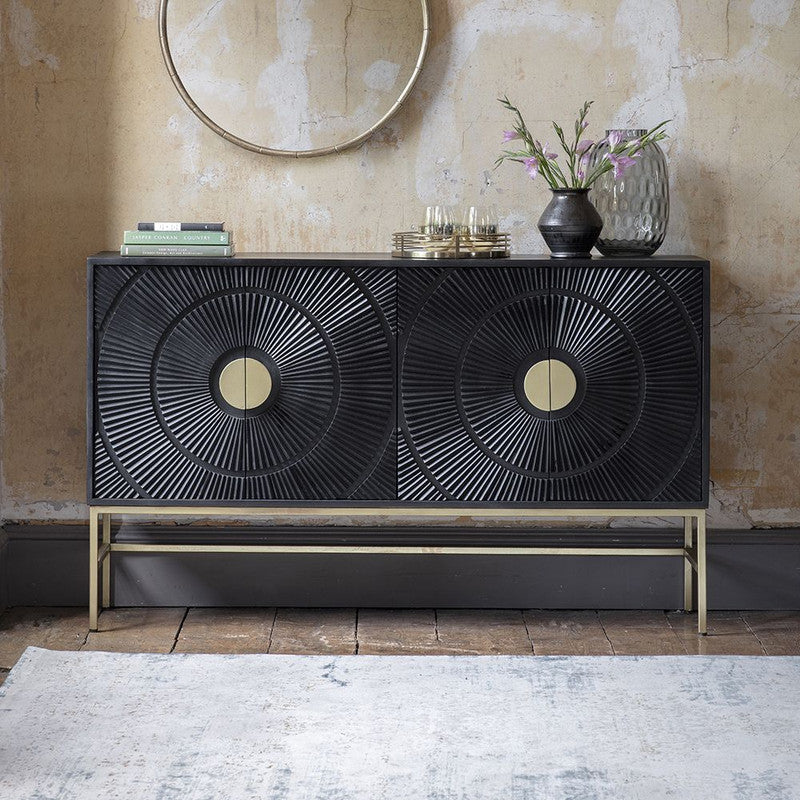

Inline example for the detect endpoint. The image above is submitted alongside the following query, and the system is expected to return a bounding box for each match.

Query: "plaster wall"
[0,0,798,528]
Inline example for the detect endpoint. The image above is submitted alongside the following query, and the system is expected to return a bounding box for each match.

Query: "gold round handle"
[523,359,577,412]
[218,357,273,411]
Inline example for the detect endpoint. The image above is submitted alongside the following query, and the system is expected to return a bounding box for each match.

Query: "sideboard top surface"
[89,252,710,269]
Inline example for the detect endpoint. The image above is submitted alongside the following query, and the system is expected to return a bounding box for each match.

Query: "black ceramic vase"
[537,188,603,258]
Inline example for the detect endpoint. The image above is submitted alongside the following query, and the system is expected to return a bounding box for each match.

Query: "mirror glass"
[162,0,427,155]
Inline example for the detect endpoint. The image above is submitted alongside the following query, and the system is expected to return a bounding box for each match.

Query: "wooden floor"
[1,608,799,685]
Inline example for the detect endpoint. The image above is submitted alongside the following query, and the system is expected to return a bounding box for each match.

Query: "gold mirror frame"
[158,0,430,158]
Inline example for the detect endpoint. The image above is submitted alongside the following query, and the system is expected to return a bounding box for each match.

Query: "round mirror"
[159,0,430,157]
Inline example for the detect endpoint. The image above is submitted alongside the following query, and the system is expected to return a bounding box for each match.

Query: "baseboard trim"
[3,524,800,609]
[0,528,8,610]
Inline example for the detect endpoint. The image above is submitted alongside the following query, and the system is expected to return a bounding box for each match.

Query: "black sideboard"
[88,253,709,508]
[86,252,710,633]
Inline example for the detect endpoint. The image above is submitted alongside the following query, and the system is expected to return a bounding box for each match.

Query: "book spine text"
[120,244,234,257]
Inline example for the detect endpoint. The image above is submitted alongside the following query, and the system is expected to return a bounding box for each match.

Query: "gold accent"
[158,0,430,158]
[91,505,705,518]
[684,516,694,612]
[89,510,98,631]
[102,514,111,608]
[697,513,707,634]
[110,543,688,557]
[219,357,272,410]
[391,231,510,259]
[88,505,707,635]
[524,359,577,412]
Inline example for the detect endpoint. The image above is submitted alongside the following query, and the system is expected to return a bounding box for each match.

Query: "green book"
[120,244,235,257]
[123,230,230,245]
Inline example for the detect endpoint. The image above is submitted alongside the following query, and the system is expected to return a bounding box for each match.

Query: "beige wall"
[1,0,798,527]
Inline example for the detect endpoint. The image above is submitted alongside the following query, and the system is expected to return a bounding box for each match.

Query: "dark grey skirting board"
[0,528,8,610]
[2,524,800,609]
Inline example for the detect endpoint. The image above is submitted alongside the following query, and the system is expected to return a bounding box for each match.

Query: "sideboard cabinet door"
[398,266,552,502]
[398,263,706,505]
[90,264,396,502]
[547,265,705,503]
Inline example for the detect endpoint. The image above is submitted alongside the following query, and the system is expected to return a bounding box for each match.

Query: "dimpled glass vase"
[590,129,669,256]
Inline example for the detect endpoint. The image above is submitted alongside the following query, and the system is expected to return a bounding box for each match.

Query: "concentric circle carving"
[399,266,701,503]
[399,268,551,501]
[93,265,395,500]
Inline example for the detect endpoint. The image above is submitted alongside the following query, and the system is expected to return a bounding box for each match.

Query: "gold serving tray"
[392,231,510,259]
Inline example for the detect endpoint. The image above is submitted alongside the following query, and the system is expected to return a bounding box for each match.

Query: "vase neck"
[551,187,589,194]
[605,128,647,139]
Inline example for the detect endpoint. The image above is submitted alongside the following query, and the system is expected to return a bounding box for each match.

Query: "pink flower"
[626,138,640,148]
[541,143,558,160]
[523,157,539,179]
[503,130,522,142]
[577,152,591,180]
[608,130,624,148]
[576,139,594,155]
[606,153,637,179]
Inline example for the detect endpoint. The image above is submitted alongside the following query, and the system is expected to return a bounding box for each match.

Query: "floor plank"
[356,609,443,655]
[599,610,687,655]
[175,608,276,654]
[269,608,357,655]
[524,610,613,655]
[435,610,532,654]
[81,608,187,653]
[1,608,797,669]
[741,612,800,655]
[0,607,88,669]
[667,611,765,655]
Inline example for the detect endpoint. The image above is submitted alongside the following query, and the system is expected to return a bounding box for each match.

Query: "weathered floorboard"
[81,608,186,654]
[741,612,800,655]
[356,609,443,655]
[269,608,357,655]
[175,608,276,654]
[667,611,765,655]
[524,610,613,655]
[0,607,88,669]
[435,609,532,654]
[599,610,686,655]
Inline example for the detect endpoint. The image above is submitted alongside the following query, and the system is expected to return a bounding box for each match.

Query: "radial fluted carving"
[92,260,704,505]
[91,265,395,501]
[399,267,551,502]
[399,265,703,503]
[547,266,702,502]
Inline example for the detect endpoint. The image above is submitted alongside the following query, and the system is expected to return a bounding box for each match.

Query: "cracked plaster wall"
[0,0,798,529]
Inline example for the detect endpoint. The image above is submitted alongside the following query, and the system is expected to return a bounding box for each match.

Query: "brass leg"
[89,509,99,631]
[697,511,707,635]
[102,513,111,608]
[683,516,693,612]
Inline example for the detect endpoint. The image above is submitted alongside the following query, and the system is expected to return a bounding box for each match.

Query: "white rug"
[1,648,799,799]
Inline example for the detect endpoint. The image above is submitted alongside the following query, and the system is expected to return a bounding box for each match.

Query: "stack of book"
[120,222,234,257]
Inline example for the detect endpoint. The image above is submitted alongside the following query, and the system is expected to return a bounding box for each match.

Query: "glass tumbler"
[462,206,499,236]
[421,206,455,236]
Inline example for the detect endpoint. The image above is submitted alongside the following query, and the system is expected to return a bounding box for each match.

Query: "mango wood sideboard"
[87,253,710,632]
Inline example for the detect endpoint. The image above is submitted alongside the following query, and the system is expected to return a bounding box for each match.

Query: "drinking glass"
[462,205,499,236]
[421,206,455,236]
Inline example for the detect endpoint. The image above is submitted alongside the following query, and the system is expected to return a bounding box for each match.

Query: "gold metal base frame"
[88,507,707,635]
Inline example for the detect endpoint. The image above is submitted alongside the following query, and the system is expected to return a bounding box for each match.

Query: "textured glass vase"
[590,129,669,256]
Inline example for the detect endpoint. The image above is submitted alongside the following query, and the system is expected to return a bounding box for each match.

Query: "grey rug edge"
[8,645,800,675]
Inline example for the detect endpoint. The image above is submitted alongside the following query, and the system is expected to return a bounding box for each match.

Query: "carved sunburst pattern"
[91,264,395,501]
[91,260,704,506]
[399,265,704,503]
[398,266,551,502]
